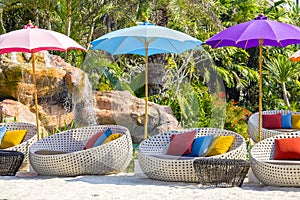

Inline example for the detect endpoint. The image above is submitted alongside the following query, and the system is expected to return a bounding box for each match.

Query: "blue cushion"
[93,128,112,147]
[282,113,292,129]
[187,135,214,157]
[0,126,7,144]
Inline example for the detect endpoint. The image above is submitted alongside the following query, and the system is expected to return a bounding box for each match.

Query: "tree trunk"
[282,82,290,109]
[65,0,72,61]
[66,0,72,37]
[47,15,52,30]
[0,12,6,34]
[86,19,95,50]
[34,1,39,27]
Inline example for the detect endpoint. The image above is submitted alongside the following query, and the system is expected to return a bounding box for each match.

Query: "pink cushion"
[274,137,300,160]
[166,130,196,156]
[84,131,104,150]
[262,113,282,129]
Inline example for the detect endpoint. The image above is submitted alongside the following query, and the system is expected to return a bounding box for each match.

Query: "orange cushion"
[166,130,196,156]
[83,131,104,150]
[274,138,300,160]
[291,114,300,129]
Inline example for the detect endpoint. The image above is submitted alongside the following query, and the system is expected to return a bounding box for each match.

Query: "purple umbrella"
[204,13,300,141]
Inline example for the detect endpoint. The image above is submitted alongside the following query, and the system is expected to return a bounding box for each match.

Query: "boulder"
[94,90,179,143]
[0,99,37,124]
[0,52,67,105]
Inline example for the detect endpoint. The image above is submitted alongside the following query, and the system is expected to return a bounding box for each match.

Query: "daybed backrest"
[250,132,300,160]
[249,110,293,125]
[30,125,130,153]
[139,128,246,158]
[0,122,37,142]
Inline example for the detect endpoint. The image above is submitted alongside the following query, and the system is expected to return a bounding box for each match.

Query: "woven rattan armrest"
[262,160,300,165]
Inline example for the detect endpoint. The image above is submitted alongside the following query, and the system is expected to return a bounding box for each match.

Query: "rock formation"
[94,91,179,143]
[0,52,179,142]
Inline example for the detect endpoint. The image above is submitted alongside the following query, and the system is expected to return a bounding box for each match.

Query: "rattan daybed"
[138,128,247,183]
[248,110,300,143]
[29,125,133,176]
[250,132,300,187]
[0,122,37,168]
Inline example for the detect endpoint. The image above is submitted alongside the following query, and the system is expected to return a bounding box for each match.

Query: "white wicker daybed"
[138,128,247,183]
[250,132,300,187]
[248,110,300,143]
[29,125,133,176]
[0,122,37,167]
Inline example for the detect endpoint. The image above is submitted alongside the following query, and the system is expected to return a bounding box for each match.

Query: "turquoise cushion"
[187,135,214,157]
[0,126,7,144]
[282,113,292,129]
[93,128,112,147]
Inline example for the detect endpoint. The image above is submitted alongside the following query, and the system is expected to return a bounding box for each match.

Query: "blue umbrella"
[91,22,202,140]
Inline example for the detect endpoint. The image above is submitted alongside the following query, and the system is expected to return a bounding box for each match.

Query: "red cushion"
[274,138,300,160]
[262,113,282,129]
[84,131,104,150]
[166,130,196,156]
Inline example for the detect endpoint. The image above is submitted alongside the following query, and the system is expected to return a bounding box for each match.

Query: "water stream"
[16,51,97,129]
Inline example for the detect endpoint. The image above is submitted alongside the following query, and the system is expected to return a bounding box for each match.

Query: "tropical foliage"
[1,0,300,139]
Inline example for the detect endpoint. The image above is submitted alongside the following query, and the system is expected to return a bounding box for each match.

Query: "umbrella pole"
[258,39,263,142]
[144,43,149,140]
[31,52,40,140]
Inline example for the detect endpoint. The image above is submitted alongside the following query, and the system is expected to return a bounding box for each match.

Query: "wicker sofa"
[248,110,300,143]
[138,128,247,183]
[250,132,300,187]
[0,122,37,168]
[29,125,133,176]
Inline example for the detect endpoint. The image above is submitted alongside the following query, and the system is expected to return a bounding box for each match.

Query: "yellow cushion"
[204,135,220,156]
[0,130,27,149]
[102,133,122,144]
[205,135,235,157]
[292,114,300,129]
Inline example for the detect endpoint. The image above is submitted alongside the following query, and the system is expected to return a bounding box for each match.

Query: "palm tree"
[265,54,300,109]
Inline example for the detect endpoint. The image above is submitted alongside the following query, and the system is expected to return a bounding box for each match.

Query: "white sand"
[1,172,300,200]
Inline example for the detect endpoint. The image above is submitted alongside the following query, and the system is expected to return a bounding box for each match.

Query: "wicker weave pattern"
[248,110,300,143]
[193,158,250,187]
[0,122,37,167]
[250,132,300,187]
[0,150,24,176]
[138,128,247,183]
[29,125,132,176]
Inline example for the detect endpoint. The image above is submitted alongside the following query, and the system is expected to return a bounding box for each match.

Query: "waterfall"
[10,52,19,63]
[13,51,97,130]
[42,51,51,67]
[71,71,97,126]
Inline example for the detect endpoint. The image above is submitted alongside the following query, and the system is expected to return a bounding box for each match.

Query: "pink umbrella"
[0,22,86,140]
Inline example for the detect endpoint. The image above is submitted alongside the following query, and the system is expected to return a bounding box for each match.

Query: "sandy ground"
[1,171,300,200]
